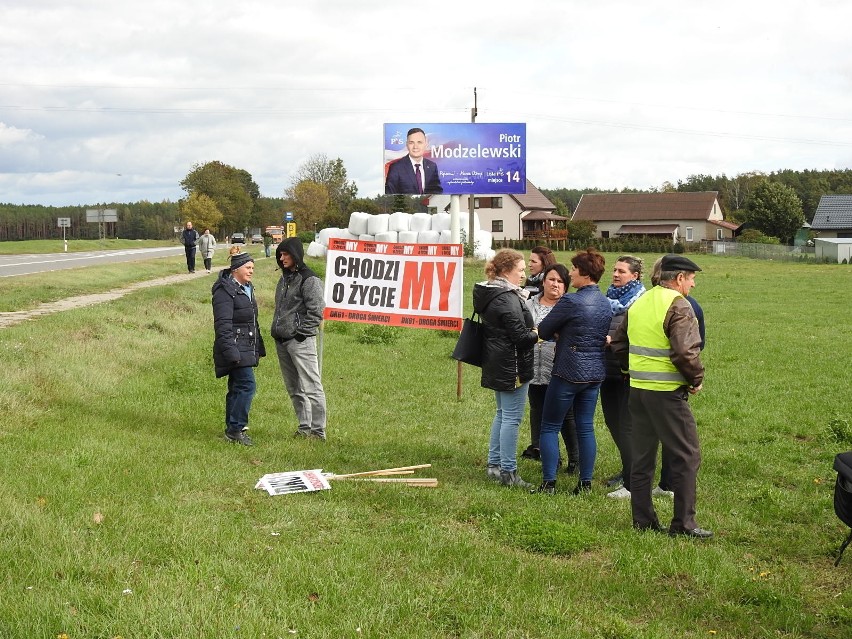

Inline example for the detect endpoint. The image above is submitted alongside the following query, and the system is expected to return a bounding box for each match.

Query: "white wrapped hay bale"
[367,213,390,235]
[306,241,327,258]
[439,229,453,244]
[388,212,411,232]
[410,213,432,232]
[374,231,398,243]
[398,230,419,244]
[358,234,375,241]
[318,227,341,246]
[417,230,441,244]
[478,247,496,261]
[431,212,451,232]
[475,229,493,250]
[459,210,482,233]
[322,227,358,245]
[474,230,494,260]
[348,212,370,236]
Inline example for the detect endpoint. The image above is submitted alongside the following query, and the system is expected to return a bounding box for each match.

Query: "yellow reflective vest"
[627,286,687,391]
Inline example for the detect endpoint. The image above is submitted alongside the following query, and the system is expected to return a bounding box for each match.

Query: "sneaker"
[225,432,254,446]
[499,469,534,490]
[571,480,592,495]
[487,464,501,481]
[606,486,631,500]
[652,486,674,498]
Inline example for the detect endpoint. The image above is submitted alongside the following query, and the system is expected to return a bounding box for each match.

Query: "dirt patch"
[0,272,206,329]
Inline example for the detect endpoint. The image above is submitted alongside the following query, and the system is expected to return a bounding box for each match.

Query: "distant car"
[251,234,263,244]
[231,232,245,244]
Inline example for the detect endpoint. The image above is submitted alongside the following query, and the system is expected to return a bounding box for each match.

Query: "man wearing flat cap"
[211,248,266,445]
[611,254,712,538]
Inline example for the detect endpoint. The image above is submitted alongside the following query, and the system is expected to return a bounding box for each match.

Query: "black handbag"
[833,451,852,566]
[452,312,485,367]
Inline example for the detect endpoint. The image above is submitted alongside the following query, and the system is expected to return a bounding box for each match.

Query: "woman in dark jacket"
[212,250,266,445]
[473,249,539,489]
[536,249,611,494]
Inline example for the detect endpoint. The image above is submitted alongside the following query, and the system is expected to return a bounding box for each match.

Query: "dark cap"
[230,251,254,271]
[660,254,702,272]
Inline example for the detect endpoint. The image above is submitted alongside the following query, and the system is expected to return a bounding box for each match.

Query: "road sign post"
[57,217,71,252]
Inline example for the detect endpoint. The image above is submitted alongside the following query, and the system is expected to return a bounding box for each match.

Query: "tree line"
[2,163,850,244]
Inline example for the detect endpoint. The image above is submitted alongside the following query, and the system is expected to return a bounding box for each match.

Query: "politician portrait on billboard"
[383,123,526,196]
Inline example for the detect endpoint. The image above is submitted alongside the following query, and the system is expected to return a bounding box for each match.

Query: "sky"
[2,0,852,207]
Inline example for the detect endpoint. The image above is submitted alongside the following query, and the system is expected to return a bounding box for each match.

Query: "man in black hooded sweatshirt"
[270,238,327,440]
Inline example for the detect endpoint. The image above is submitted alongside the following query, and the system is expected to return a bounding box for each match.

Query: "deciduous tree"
[744,180,804,244]
[286,154,357,219]
[180,161,259,234]
[178,192,223,233]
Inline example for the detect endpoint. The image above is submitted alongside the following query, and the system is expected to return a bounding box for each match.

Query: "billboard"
[383,123,526,196]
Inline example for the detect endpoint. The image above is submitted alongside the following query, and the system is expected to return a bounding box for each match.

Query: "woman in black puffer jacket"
[536,249,612,494]
[212,250,266,445]
[473,249,539,489]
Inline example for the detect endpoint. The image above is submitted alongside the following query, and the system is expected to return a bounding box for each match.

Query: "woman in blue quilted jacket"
[536,249,612,494]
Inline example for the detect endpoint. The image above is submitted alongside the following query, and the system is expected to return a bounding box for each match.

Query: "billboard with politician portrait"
[383,123,526,196]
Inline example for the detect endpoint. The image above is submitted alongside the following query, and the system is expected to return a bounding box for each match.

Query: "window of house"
[716,228,723,240]
[492,197,503,208]
[491,220,503,233]
[685,227,694,242]
[601,231,610,239]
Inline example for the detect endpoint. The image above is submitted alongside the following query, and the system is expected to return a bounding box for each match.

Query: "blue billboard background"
[383,123,526,195]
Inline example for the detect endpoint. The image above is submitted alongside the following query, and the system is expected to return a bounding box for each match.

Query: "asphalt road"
[0,246,187,277]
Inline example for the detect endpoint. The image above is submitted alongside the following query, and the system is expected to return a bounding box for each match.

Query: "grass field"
[1,248,851,638]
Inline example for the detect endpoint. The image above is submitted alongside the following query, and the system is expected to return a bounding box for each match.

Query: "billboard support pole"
[449,195,460,244]
[468,87,478,256]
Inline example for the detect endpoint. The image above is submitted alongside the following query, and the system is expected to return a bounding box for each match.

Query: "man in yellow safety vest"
[611,254,712,539]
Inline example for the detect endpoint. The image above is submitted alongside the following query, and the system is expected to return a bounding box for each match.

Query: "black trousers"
[185,246,197,272]
[528,383,578,464]
[629,386,701,531]
[600,376,632,489]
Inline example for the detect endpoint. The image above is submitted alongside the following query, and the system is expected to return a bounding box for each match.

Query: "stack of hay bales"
[305,211,495,260]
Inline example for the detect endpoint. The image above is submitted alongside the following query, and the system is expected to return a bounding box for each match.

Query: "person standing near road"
[212,249,266,446]
[198,228,217,273]
[271,238,327,440]
[181,221,200,273]
[610,254,711,538]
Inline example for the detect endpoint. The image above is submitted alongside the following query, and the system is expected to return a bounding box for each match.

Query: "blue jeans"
[488,382,530,472]
[225,366,257,435]
[540,377,601,482]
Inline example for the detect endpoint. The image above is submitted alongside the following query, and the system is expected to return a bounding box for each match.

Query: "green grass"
[0,253,850,638]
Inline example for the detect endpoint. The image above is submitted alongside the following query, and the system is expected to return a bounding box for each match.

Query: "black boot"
[532,480,556,495]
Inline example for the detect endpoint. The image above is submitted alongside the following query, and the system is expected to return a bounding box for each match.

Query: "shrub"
[356,324,402,345]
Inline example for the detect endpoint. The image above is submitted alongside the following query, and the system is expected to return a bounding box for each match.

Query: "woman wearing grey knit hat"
[210,248,266,445]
